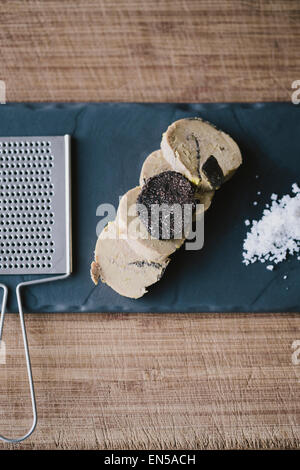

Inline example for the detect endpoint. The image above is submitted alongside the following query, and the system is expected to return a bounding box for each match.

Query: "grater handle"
[0,282,37,444]
[0,274,70,444]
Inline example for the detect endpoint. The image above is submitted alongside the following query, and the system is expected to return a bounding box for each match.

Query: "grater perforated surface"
[0,136,71,275]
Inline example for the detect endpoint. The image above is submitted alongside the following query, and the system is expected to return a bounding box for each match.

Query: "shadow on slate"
[0,102,299,313]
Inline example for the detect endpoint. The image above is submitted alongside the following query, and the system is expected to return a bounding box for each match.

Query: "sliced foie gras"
[139,149,173,186]
[161,117,242,190]
[116,186,184,262]
[139,149,215,215]
[91,221,169,299]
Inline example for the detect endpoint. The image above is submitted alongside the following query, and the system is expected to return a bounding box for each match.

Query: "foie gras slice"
[161,117,242,190]
[91,221,170,299]
[139,149,173,186]
[139,149,215,215]
[116,186,185,262]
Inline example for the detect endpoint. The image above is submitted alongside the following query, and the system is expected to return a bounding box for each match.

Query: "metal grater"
[0,135,72,443]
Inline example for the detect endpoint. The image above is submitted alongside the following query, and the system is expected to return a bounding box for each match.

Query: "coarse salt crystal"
[266,265,274,271]
[243,184,300,269]
[245,219,250,226]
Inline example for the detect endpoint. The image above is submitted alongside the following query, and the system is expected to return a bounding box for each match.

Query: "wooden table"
[0,0,299,450]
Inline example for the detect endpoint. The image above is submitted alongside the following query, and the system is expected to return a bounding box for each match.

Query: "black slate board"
[0,102,299,313]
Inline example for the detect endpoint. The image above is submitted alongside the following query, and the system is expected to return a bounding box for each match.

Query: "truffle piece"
[201,155,224,189]
[137,171,196,240]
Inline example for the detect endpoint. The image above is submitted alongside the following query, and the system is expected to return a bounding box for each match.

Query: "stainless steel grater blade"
[0,135,72,443]
[0,135,72,275]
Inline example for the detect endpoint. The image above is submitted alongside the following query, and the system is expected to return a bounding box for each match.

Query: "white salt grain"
[245,219,250,226]
[253,201,258,206]
[266,265,274,271]
[243,184,300,268]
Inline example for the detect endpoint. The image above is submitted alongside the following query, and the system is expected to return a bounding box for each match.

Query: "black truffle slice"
[137,171,196,240]
[201,155,224,189]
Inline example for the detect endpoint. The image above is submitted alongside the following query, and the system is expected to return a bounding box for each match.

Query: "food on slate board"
[91,117,242,298]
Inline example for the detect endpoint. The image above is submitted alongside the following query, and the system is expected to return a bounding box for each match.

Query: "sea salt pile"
[243,183,300,269]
